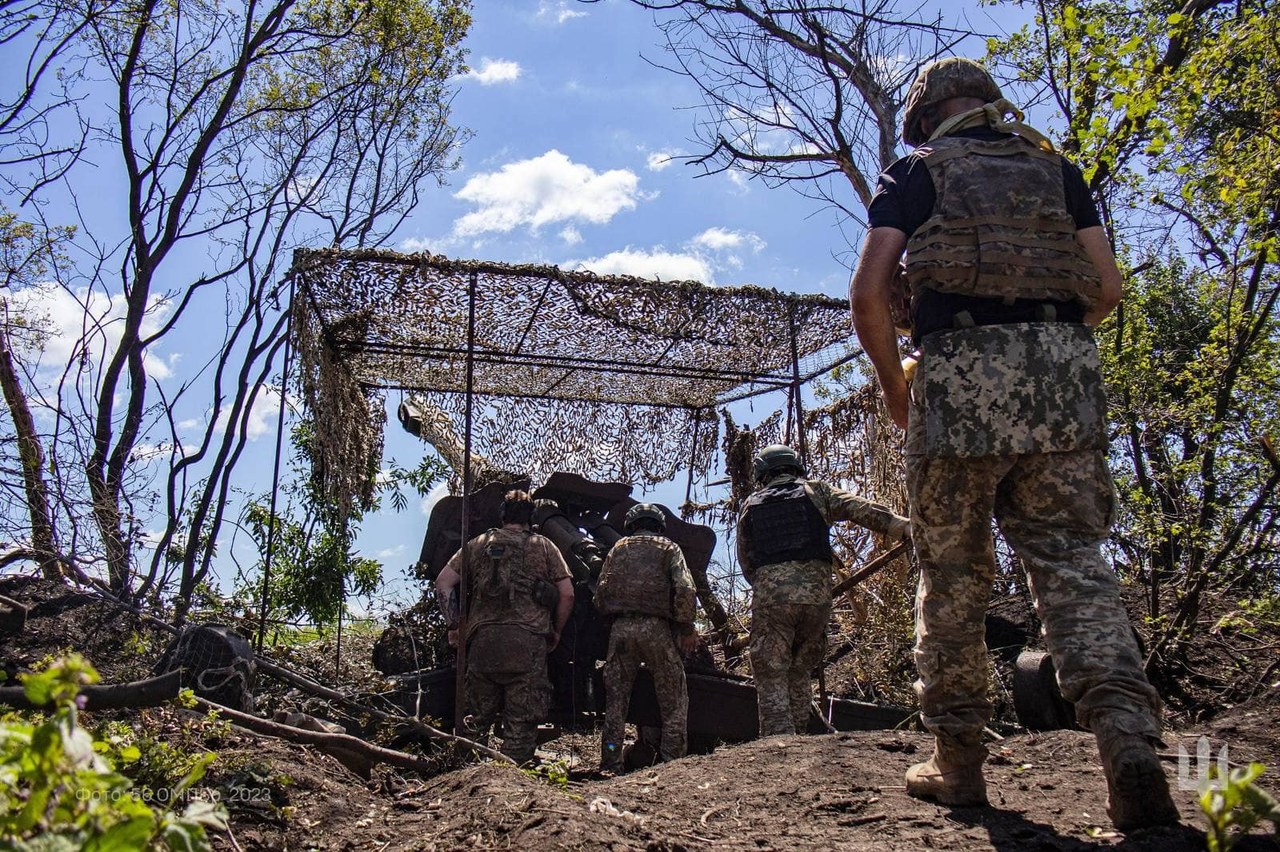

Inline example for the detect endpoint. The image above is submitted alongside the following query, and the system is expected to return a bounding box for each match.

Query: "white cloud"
[8,282,176,380]
[571,248,713,283]
[646,149,681,172]
[538,0,586,24]
[452,150,643,237]
[130,442,180,463]
[468,58,521,86]
[421,482,450,518]
[177,418,204,431]
[558,226,583,246]
[376,544,407,560]
[399,236,434,253]
[212,384,281,441]
[692,227,765,253]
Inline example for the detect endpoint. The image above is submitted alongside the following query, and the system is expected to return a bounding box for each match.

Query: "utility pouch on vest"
[915,322,1107,458]
[532,579,559,610]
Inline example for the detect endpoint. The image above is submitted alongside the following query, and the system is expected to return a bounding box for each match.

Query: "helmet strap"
[927,98,1056,153]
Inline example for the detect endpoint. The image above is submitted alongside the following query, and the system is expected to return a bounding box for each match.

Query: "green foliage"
[1200,763,1280,851]
[521,759,570,789]
[990,0,1280,657]
[240,418,447,629]
[0,656,227,850]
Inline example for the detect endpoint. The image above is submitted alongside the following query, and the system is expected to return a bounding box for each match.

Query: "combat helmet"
[753,444,805,484]
[901,57,1003,147]
[624,502,666,533]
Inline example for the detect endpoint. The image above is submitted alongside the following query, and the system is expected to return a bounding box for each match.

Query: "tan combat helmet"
[901,57,1003,147]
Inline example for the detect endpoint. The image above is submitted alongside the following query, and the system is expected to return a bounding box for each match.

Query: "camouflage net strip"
[288,248,859,503]
[292,287,385,523]
[423,393,720,487]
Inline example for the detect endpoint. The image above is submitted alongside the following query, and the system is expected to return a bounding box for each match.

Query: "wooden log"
[254,658,515,764]
[0,592,29,634]
[830,540,911,601]
[0,670,184,711]
[192,697,445,777]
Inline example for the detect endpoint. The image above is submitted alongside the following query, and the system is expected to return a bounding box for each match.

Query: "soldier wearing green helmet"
[850,56,1178,831]
[593,502,698,774]
[737,445,909,738]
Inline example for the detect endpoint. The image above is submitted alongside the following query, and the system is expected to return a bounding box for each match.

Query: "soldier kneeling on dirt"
[434,490,574,765]
[594,502,699,774]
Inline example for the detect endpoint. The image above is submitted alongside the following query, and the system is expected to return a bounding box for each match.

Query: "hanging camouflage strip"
[287,248,860,514]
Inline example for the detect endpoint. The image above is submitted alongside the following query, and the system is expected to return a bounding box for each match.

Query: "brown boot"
[905,740,989,806]
[1095,729,1180,832]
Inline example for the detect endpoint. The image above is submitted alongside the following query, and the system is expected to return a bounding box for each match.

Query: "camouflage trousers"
[907,448,1163,745]
[462,624,550,765]
[750,601,829,736]
[601,615,688,769]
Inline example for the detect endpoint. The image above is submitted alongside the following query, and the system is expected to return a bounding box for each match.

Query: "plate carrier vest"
[741,479,831,569]
[904,135,1101,309]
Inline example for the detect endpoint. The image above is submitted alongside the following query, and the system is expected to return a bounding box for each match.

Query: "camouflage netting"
[289,249,861,513]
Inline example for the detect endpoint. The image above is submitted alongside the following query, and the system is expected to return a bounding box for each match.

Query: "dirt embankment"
[3,576,1279,850]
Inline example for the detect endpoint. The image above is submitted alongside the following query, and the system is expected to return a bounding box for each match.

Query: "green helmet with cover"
[901,57,1003,147]
[752,444,805,484]
[624,502,666,533]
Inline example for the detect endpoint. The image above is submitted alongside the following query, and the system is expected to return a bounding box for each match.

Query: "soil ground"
[3,576,1279,851]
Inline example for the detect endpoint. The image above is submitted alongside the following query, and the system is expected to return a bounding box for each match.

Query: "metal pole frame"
[454,271,478,735]
[257,277,297,653]
[788,303,808,460]
[682,408,703,518]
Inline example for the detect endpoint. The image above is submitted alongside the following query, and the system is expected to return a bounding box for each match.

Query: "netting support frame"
[788,302,809,461]
[455,270,479,735]
[257,276,297,653]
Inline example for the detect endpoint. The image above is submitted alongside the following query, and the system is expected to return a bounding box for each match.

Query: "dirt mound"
[219,729,1279,850]
[0,575,168,683]
[6,576,1280,850]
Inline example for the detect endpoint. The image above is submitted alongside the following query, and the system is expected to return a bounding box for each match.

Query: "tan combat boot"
[905,739,989,806]
[1095,727,1180,832]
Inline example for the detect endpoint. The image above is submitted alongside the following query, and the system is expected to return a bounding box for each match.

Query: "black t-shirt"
[868,128,1101,341]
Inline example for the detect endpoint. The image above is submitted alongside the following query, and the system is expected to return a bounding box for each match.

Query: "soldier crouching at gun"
[434,490,574,765]
[593,503,699,775]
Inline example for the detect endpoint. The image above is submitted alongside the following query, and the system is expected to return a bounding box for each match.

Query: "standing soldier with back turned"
[594,503,698,774]
[849,57,1179,831]
[737,445,910,738]
[434,490,574,765]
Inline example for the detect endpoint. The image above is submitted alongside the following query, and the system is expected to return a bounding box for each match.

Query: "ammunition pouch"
[914,322,1107,458]
[532,579,559,610]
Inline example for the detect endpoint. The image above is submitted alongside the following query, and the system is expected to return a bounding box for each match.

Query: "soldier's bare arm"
[1075,226,1123,325]
[851,227,911,428]
[434,564,462,645]
[550,577,574,651]
[668,547,699,652]
[543,539,575,650]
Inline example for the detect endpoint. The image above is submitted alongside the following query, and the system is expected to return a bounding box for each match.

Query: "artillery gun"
[379,402,913,757]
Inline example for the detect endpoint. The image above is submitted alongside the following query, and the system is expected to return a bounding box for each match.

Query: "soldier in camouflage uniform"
[849,57,1180,831]
[594,503,698,773]
[435,490,574,765]
[737,445,910,737]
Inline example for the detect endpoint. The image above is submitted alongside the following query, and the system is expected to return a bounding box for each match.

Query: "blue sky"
[3,0,1031,614]
[349,0,1025,610]
[353,0,879,605]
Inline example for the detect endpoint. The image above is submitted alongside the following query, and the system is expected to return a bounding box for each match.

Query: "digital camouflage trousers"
[749,601,830,737]
[908,448,1163,745]
[462,624,550,765]
[601,615,688,769]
